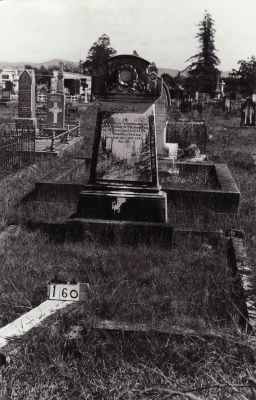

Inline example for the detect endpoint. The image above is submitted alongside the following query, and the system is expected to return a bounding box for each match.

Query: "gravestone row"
[18,69,65,131]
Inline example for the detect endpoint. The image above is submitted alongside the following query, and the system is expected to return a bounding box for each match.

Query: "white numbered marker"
[48,284,61,300]
[59,284,80,301]
[48,282,89,301]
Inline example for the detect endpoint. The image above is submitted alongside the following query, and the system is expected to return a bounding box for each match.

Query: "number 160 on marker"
[47,283,89,301]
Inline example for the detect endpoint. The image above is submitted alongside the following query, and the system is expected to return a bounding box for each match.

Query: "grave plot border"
[160,162,240,213]
[226,232,256,333]
[0,227,254,368]
[66,217,174,247]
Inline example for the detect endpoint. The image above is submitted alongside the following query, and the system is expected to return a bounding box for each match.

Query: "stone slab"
[16,117,37,129]
[66,217,174,247]
[226,236,255,330]
[0,300,75,355]
[214,164,240,192]
[47,93,65,129]
[90,111,158,186]
[163,187,240,213]
[76,189,167,223]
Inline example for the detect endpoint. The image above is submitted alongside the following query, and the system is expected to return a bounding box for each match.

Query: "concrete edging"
[226,234,256,332]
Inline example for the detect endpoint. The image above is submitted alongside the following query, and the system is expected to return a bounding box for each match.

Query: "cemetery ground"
[0,102,256,398]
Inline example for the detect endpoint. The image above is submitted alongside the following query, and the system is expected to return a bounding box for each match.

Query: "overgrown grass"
[4,313,255,399]
[1,228,254,399]
[1,102,256,399]
[0,229,233,326]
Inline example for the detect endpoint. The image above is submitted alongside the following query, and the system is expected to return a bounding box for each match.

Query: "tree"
[82,34,117,75]
[132,50,139,56]
[183,11,220,94]
[231,56,256,96]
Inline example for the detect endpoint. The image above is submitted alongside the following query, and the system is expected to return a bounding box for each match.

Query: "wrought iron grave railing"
[0,119,35,179]
[166,121,207,152]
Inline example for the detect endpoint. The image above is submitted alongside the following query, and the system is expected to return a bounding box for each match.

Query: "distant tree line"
[24,23,256,99]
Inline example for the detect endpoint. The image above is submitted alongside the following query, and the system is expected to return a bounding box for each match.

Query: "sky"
[0,0,256,72]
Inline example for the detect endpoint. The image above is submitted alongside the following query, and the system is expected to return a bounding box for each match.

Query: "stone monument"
[215,74,221,99]
[240,97,255,127]
[57,67,64,93]
[67,55,173,245]
[223,95,231,113]
[17,69,36,127]
[47,93,65,129]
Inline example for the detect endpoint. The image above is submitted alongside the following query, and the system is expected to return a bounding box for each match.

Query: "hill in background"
[0,59,232,79]
[0,59,79,69]
[158,67,180,77]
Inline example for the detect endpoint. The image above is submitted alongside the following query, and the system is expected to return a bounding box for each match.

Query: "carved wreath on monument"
[102,62,161,94]
[116,64,138,92]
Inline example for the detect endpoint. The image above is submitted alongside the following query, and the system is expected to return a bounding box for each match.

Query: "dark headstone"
[18,69,35,119]
[47,93,65,129]
[75,55,167,224]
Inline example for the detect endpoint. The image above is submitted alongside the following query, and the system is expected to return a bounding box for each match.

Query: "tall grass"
[1,229,254,399]
[1,103,256,399]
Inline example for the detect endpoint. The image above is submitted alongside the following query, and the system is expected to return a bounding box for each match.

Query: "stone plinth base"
[76,189,167,223]
[16,117,37,129]
[66,218,173,247]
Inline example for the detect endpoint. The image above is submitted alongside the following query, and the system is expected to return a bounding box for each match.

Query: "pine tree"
[184,11,220,94]
[82,34,117,75]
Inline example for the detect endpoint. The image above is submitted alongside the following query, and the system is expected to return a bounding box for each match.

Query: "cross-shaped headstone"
[49,102,62,124]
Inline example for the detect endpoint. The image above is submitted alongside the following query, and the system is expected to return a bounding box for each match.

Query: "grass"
[159,168,220,189]
[0,101,256,399]
[0,230,233,327]
[0,229,254,399]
